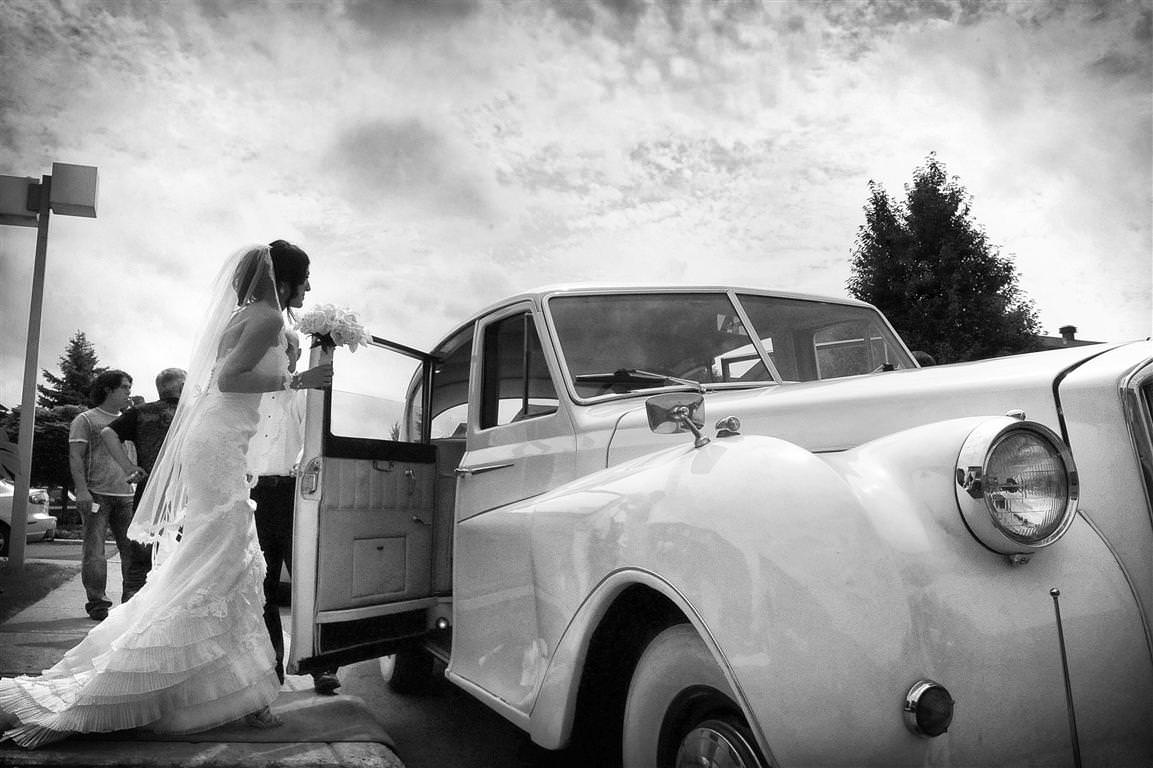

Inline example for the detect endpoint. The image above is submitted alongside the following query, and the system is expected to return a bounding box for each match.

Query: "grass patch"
[0,560,81,623]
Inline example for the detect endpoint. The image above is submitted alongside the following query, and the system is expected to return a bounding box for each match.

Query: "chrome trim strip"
[455,461,514,476]
[1120,359,1153,531]
[1078,508,1153,666]
[1052,343,1131,447]
[446,669,532,731]
[726,289,784,383]
[315,596,439,624]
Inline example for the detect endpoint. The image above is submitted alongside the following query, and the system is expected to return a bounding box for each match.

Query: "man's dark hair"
[90,370,131,406]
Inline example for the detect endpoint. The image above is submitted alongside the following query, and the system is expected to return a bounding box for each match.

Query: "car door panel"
[289,339,440,675]
[315,457,435,611]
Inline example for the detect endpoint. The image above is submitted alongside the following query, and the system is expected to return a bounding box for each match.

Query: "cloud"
[342,0,480,33]
[0,0,1149,407]
[327,118,495,220]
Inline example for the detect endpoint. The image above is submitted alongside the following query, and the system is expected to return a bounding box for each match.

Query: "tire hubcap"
[674,719,763,768]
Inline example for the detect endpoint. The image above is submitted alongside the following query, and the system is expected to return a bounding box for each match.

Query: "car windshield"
[548,292,914,399]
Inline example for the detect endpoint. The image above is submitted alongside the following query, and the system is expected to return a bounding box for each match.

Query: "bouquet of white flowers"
[295,304,372,352]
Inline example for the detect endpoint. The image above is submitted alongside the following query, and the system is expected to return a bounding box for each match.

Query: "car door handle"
[455,461,514,476]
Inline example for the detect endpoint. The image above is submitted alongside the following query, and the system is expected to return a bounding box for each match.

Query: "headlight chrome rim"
[955,418,1079,553]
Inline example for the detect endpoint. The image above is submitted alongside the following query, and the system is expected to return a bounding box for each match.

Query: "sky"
[1,0,1150,406]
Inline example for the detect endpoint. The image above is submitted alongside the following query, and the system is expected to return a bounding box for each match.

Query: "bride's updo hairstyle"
[269,239,310,318]
[229,241,309,311]
[269,239,309,290]
[231,247,277,306]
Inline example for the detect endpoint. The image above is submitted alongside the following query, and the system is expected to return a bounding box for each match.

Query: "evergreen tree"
[847,154,1042,364]
[37,331,105,408]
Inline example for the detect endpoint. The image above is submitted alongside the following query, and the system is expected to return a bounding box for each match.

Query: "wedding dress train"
[0,377,280,747]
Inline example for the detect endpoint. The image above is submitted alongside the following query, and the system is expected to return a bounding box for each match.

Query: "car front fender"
[520,418,1152,766]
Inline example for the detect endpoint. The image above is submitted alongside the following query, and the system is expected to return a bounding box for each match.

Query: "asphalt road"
[339,657,548,768]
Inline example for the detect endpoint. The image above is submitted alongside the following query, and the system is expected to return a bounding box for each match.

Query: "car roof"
[524,283,867,305]
[446,284,877,339]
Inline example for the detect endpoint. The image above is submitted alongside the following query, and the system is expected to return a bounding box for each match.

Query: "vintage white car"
[287,286,1153,768]
[0,479,55,557]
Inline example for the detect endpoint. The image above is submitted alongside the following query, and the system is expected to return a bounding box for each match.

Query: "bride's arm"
[217,312,333,393]
[216,313,288,393]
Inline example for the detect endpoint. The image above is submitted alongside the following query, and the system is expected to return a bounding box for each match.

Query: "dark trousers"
[121,483,154,602]
[251,475,295,684]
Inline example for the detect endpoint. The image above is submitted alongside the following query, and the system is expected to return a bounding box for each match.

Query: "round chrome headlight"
[955,418,1078,553]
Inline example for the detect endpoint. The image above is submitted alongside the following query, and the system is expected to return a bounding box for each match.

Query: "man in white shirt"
[248,328,340,695]
[69,370,135,621]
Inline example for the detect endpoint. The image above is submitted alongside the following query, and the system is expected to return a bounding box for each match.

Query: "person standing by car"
[99,367,187,602]
[247,240,340,696]
[68,370,135,621]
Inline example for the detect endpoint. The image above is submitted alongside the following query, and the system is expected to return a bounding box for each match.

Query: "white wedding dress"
[0,332,286,747]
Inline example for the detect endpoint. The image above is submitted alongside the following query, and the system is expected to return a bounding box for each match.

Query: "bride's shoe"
[244,706,283,728]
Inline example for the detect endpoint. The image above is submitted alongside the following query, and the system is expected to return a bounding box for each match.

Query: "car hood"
[605,341,1142,461]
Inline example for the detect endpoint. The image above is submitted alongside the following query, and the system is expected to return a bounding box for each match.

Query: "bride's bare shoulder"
[230,303,281,328]
[221,305,282,348]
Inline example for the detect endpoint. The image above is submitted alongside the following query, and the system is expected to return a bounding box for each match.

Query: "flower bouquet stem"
[307,342,334,370]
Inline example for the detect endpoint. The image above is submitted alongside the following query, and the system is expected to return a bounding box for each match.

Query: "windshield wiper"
[574,368,704,393]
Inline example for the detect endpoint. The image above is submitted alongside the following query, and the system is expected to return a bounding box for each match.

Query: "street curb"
[0,740,405,767]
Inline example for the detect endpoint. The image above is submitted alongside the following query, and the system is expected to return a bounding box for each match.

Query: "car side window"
[480,312,558,429]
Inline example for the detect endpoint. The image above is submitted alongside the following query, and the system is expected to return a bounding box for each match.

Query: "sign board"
[50,163,98,218]
[0,175,38,227]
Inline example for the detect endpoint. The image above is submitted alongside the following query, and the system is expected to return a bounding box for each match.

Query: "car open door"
[287,336,440,675]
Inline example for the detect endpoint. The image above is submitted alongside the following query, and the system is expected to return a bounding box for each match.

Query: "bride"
[0,242,332,747]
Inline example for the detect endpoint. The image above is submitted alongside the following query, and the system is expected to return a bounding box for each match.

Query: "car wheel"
[0,522,9,557]
[380,648,436,694]
[623,624,768,768]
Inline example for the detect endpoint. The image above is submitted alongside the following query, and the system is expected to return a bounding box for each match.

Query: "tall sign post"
[1,163,98,572]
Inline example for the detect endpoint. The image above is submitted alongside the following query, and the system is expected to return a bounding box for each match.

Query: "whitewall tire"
[622,623,768,768]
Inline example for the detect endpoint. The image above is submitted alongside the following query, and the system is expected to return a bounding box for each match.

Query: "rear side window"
[480,313,558,429]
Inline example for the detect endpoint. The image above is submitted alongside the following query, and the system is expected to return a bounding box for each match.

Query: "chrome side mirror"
[646,393,709,448]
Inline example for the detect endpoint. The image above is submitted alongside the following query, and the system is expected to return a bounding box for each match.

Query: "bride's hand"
[291,363,333,390]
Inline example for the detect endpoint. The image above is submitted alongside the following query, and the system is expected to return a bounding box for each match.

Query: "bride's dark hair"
[230,241,309,310]
[269,239,310,319]
[231,247,275,306]
[269,240,309,289]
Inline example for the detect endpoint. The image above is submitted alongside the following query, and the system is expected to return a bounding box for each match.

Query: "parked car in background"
[286,286,1153,767]
[0,478,56,556]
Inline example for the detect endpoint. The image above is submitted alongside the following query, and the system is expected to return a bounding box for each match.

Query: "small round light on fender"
[904,679,954,737]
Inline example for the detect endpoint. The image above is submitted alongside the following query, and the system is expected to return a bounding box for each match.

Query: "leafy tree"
[1,405,81,523]
[847,154,1042,363]
[38,331,105,408]
[0,430,17,481]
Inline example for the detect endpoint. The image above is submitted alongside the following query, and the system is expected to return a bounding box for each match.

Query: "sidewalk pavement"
[0,547,404,768]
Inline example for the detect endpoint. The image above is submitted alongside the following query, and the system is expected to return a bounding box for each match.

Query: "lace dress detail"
[0,338,287,747]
